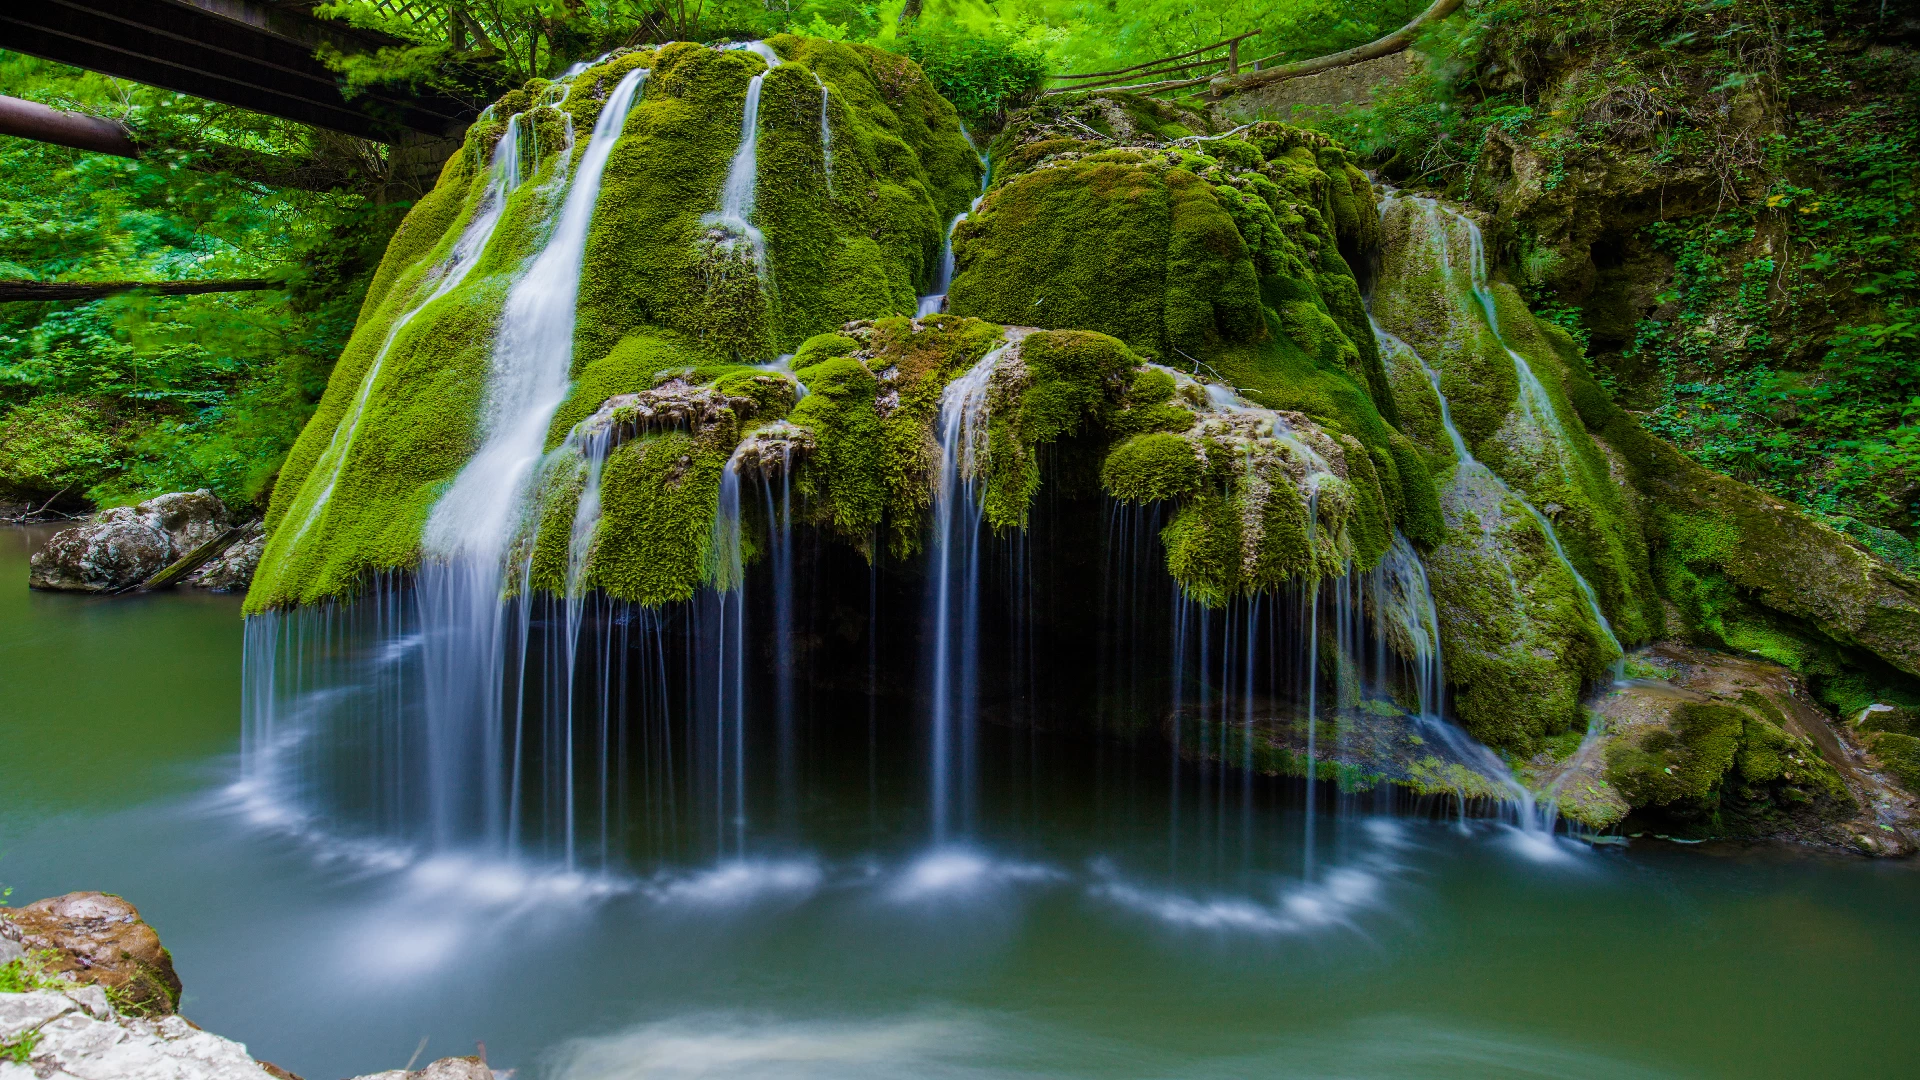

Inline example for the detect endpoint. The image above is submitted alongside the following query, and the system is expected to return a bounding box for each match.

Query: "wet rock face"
[1537,643,1920,854]
[28,490,232,592]
[1,891,183,1015]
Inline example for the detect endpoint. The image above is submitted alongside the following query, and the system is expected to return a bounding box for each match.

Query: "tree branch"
[0,279,283,303]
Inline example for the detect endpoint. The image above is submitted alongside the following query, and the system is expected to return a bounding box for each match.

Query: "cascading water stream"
[814,73,835,195]
[1372,193,1624,834]
[707,445,751,854]
[915,131,992,316]
[284,116,525,547]
[704,42,781,271]
[926,336,1010,841]
[1388,195,1625,677]
[407,64,649,857]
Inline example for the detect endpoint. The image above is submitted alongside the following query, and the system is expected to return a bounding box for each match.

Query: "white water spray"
[926,336,1010,840]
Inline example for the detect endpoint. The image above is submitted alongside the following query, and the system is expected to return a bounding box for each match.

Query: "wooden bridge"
[1047,0,1462,102]
[0,0,473,141]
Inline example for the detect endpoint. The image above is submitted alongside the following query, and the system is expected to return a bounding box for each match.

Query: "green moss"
[1162,489,1242,608]
[1387,432,1445,548]
[1337,433,1392,570]
[981,330,1136,529]
[1102,432,1202,503]
[546,332,700,447]
[792,331,859,368]
[1868,731,1920,791]
[789,355,886,545]
[249,40,979,609]
[1604,692,1855,836]
[588,431,727,604]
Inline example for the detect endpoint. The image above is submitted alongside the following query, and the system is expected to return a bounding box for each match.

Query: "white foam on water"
[1089,864,1385,937]
[887,848,1065,903]
[550,1012,992,1080]
[643,858,826,907]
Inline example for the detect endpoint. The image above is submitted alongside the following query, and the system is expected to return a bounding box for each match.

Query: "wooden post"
[1229,39,1240,75]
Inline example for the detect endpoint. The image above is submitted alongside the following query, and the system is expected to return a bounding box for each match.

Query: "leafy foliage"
[1324,0,1920,547]
[897,27,1048,127]
[0,52,397,511]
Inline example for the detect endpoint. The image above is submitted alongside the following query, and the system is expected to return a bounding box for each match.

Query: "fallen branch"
[1206,0,1464,99]
[0,279,282,303]
[4,486,75,524]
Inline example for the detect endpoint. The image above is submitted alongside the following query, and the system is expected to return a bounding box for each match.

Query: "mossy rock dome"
[249,37,980,611]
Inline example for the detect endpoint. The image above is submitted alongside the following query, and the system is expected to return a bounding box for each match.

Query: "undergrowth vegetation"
[1326,0,1920,556]
[0,52,395,513]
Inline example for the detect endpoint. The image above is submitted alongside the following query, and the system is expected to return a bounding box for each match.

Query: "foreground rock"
[1,892,181,1015]
[27,491,261,593]
[2,892,501,1080]
[185,520,265,592]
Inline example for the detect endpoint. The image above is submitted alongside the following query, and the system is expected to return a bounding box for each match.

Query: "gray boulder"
[29,490,232,592]
[187,520,265,592]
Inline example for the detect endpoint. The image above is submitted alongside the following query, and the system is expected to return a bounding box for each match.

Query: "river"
[3,524,1918,1079]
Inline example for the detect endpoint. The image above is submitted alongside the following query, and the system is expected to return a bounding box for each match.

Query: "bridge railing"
[1045,31,1272,98]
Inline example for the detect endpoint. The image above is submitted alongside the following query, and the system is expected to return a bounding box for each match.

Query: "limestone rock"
[0,892,182,1015]
[347,1057,495,1080]
[186,520,265,592]
[0,997,276,1080]
[28,491,232,593]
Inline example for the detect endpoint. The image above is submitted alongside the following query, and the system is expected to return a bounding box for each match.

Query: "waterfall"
[814,73,835,196]
[707,446,750,854]
[704,42,781,271]
[1366,534,1541,826]
[283,115,524,549]
[915,132,992,316]
[399,64,649,856]
[926,336,1010,840]
[426,66,649,562]
[1385,195,1624,674]
[760,443,799,830]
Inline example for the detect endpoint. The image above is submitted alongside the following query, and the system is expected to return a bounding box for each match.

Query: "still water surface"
[2,525,1917,1079]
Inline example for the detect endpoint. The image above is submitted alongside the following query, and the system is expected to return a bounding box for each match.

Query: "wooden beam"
[0,94,136,155]
[0,278,281,302]
[0,0,474,139]
[1206,0,1463,98]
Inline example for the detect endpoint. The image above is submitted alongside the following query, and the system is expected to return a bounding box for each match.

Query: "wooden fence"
[1046,31,1283,97]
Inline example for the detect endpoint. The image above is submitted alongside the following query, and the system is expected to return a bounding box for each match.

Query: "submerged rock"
[28,490,233,593]
[347,1057,496,1080]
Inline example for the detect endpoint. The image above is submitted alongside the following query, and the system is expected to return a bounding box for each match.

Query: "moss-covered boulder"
[248,39,980,611]
[1555,643,1914,850]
